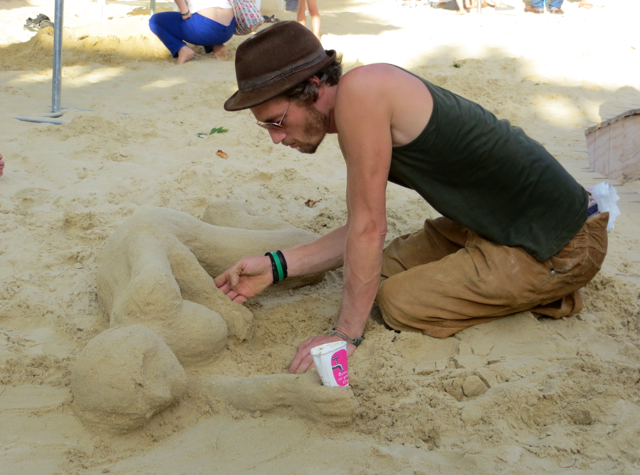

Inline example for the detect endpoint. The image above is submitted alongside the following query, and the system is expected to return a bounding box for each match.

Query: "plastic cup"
[310,340,349,387]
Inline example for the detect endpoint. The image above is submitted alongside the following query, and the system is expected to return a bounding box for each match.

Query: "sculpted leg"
[198,372,357,426]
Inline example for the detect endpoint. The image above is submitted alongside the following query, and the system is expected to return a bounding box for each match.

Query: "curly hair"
[281,53,343,104]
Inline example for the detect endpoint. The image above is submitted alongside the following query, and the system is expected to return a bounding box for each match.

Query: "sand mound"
[0,26,168,71]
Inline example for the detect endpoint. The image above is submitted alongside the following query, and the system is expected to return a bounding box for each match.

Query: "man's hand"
[214,255,273,303]
[289,334,356,374]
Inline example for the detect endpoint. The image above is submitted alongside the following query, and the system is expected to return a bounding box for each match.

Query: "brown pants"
[376,212,608,338]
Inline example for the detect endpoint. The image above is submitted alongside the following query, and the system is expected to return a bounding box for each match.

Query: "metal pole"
[52,0,64,113]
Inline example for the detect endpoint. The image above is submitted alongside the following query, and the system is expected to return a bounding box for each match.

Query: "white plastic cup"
[310,340,349,387]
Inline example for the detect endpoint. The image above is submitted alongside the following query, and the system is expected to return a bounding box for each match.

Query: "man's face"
[252,98,329,154]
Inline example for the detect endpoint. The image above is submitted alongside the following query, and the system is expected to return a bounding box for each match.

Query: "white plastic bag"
[587,182,621,232]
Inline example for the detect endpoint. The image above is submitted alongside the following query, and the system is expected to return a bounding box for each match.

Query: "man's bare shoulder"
[334,65,398,123]
[339,64,415,92]
[337,65,433,147]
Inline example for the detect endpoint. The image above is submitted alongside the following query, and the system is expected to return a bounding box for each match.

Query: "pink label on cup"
[330,349,349,386]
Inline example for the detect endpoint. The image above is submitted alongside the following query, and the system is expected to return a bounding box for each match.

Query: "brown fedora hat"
[224,21,336,111]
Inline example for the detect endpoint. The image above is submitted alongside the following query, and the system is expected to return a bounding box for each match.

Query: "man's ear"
[308,76,322,87]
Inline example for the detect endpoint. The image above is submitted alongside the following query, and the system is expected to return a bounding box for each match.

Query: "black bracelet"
[181,9,190,16]
[276,250,288,279]
[265,251,287,284]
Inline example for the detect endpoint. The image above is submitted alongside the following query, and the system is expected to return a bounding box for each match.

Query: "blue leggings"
[149,12,236,57]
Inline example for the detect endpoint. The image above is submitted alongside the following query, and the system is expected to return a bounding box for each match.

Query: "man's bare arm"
[333,68,392,340]
[288,67,393,373]
[283,224,348,276]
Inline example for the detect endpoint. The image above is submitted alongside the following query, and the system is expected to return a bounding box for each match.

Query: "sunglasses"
[256,102,290,130]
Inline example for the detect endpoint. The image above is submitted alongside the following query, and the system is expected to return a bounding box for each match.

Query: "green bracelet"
[265,251,287,284]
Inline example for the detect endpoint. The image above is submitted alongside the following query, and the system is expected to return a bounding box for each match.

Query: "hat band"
[238,47,328,92]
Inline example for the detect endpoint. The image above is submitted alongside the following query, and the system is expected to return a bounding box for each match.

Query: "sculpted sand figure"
[97,202,320,364]
[79,202,356,431]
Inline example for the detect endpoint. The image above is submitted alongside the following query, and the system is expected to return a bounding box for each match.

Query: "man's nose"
[268,128,286,144]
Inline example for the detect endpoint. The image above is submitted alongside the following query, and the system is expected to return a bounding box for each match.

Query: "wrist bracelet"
[181,10,190,16]
[330,328,365,347]
[265,250,288,284]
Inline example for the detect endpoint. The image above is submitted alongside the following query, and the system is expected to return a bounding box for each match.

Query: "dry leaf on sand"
[305,199,322,208]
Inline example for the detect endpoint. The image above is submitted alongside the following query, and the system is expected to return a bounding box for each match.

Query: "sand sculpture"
[71,202,356,432]
[96,202,321,364]
[71,325,187,432]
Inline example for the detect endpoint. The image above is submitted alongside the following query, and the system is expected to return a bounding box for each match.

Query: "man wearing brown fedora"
[215,21,608,374]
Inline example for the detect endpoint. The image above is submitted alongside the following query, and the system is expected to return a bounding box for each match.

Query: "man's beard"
[292,103,329,154]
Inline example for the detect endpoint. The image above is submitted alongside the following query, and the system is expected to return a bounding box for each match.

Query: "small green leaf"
[452,62,462,68]
[197,127,228,137]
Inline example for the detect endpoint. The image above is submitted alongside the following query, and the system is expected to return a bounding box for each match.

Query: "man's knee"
[375,277,409,331]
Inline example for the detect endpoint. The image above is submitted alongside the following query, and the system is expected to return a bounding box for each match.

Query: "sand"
[1,0,640,473]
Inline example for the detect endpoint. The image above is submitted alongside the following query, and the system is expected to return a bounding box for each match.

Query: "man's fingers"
[213,272,228,288]
[289,350,306,374]
[232,295,247,304]
[297,336,315,351]
[229,269,242,288]
[217,260,247,290]
[295,354,316,374]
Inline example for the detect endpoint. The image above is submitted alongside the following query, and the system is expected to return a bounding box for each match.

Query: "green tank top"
[389,73,588,261]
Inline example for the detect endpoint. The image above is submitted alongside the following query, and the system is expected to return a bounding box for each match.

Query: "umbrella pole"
[14,0,66,124]
[52,0,64,113]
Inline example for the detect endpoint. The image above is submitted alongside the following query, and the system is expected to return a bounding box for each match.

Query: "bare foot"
[457,9,466,14]
[0,153,4,177]
[212,45,227,61]
[579,0,593,7]
[177,45,195,65]
[200,372,358,425]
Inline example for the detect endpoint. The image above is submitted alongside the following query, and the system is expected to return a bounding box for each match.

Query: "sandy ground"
[1,0,640,473]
